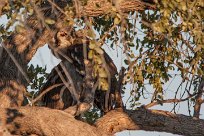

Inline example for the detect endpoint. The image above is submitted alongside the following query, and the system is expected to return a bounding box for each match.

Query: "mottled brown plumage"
[40,29,118,114]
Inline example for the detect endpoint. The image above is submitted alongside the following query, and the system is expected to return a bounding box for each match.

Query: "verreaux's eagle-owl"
[39,28,118,114]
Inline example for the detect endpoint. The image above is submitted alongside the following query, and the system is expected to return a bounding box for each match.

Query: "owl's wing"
[103,50,118,76]
[39,61,83,110]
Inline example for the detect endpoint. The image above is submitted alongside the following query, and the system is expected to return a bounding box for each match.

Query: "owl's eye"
[60,31,67,37]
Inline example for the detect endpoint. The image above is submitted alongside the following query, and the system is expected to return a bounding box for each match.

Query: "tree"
[0,0,203,136]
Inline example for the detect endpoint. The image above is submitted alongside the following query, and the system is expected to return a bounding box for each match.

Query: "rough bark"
[0,46,27,108]
[129,109,204,136]
[0,125,13,136]
[82,0,155,17]
[0,0,6,15]
[0,107,203,136]
[96,108,204,136]
[0,6,52,108]
[0,0,155,16]
[0,107,105,136]
[193,80,204,119]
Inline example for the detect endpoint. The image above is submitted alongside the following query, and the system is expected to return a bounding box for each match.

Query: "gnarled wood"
[0,107,204,136]
[96,108,204,136]
[0,47,27,108]
[0,107,105,136]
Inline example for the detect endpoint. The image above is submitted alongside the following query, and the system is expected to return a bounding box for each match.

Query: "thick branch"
[96,108,204,136]
[83,0,155,17]
[0,47,27,108]
[0,106,204,136]
[0,107,105,136]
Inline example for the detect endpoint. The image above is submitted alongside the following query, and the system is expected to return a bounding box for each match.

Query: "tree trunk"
[0,13,51,108]
[0,46,27,108]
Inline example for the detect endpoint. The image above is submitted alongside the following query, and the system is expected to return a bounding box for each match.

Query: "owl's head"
[55,27,74,50]
[50,27,89,60]
[55,28,88,49]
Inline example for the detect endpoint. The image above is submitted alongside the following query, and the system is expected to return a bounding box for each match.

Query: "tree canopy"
[0,0,203,136]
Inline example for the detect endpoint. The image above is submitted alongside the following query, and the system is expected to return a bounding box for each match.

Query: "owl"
[39,28,118,115]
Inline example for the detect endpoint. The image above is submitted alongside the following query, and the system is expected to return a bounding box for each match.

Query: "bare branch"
[145,86,201,109]
[100,54,112,112]
[29,83,64,105]
[56,62,80,103]
[145,97,192,109]
[115,67,125,109]
[193,79,204,119]
[96,108,204,136]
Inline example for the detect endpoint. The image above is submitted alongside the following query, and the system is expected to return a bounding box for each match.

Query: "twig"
[49,44,73,63]
[100,54,111,112]
[90,79,100,105]
[47,0,72,21]
[73,0,81,18]
[58,62,80,103]
[29,83,63,105]
[98,24,117,45]
[146,89,200,109]
[171,82,183,113]
[59,85,67,101]
[145,95,195,109]
[115,67,125,109]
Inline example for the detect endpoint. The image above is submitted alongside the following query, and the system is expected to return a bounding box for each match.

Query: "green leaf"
[128,42,135,47]
[124,59,130,65]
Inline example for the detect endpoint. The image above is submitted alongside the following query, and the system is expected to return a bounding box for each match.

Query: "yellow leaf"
[94,55,103,64]
[94,47,104,54]
[89,40,96,49]
[15,25,25,33]
[87,29,96,38]
[98,68,108,78]
[45,18,56,25]
[114,17,120,25]
[112,7,117,12]
[88,50,94,59]
[98,78,109,91]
